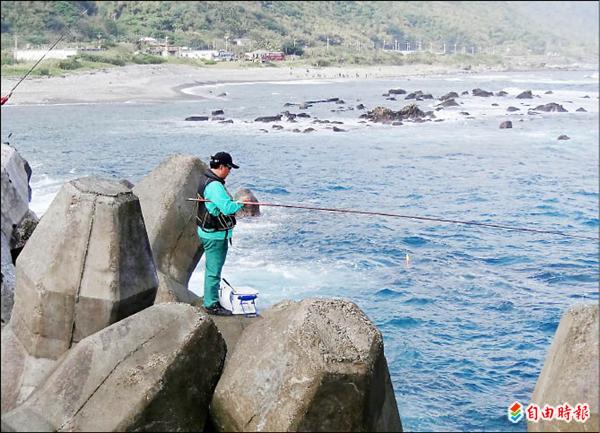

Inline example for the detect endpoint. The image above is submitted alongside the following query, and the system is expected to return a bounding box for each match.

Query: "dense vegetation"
[1,1,598,64]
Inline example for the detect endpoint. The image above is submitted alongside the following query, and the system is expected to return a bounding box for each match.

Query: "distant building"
[244,50,286,62]
[13,49,77,61]
[215,50,235,61]
[179,49,219,60]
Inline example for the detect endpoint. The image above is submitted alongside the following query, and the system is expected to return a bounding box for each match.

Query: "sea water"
[2,69,598,432]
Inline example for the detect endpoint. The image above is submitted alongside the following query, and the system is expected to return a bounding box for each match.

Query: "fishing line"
[2,8,88,104]
[187,198,598,242]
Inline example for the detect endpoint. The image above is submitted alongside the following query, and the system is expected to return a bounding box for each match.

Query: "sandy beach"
[1,62,512,106]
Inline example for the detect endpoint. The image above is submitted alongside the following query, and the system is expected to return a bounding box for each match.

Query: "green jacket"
[197,179,244,240]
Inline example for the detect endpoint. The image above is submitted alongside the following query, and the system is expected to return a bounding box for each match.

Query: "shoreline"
[1,62,598,106]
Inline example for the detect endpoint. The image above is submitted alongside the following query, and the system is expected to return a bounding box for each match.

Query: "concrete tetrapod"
[1,144,32,326]
[1,303,226,432]
[133,155,207,303]
[0,144,31,240]
[528,303,599,432]
[210,298,403,432]
[9,177,158,361]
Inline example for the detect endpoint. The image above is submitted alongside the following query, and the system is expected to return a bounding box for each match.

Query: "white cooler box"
[219,283,259,316]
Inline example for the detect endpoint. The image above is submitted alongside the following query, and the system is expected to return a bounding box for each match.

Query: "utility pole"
[326,35,329,51]
[443,42,446,54]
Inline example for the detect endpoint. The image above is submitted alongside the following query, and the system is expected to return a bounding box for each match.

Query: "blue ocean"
[2,69,598,432]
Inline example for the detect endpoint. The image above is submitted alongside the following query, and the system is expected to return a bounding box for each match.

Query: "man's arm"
[205,182,244,215]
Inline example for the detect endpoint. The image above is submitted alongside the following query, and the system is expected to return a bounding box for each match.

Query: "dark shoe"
[204,305,232,316]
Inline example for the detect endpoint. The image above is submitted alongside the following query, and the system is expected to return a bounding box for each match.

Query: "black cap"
[211,152,239,169]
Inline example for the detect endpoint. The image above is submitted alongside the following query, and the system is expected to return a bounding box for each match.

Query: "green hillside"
[1,1,598,60]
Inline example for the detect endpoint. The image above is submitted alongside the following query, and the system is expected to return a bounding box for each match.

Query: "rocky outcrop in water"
[234,188,260,217]
[436,98,459,108]
[472,88,493,97]
[557,135,570,140]
[534,103,568,112]
[210,298,403,432]
[255,115,283,122]
[516,90,533,99]
[360,104,426,123]
[388,88,407,95]
[528,304,598,432]
[185,116,209,121]
[439,92,459,101]
[499,121,513,129]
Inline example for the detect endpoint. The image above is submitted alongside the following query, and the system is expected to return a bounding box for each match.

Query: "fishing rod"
[1,8,88,106]
[186,197,598,241]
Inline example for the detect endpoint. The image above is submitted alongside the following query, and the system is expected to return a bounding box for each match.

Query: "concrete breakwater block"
[10,177,158,360]
[211,298,403,432]
[1,303,226,432]
[528,304,599,432]
[133,155,206,303]
[1,232,16,328]
[0,144,31,240]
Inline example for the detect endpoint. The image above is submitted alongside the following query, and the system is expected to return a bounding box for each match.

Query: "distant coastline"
[1,61,598,106]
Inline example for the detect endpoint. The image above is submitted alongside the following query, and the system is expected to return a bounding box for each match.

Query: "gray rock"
[2,303,226,432]
[545,90,554,94]
[303,127,316,133]
[212,109,225,116]
[472,88,493,97]
[118,179,135,189]
[500,121,513,129]
[10,177,158,360]
[388,88,407,95]
[133,155,206,304]
[507,106,520,112]
[1,145,30,240]
[255,115,283,122]
[211,298,402,432]
[272,124,284,130]
[332,126,346,132]
[534,103,568,112]
[9,210,38,262]
[576,107,587,112]
[528,304,598,432]
[439,92,459,101]
[496,91,509,96]
[356,103,366,110]
[185,116,209,121]
[516,90,534,99]
[234,188,260,217]
[557,135,570,140]
[436,98,459,108]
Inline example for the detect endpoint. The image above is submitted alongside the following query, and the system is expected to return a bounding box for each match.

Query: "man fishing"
[197,152,244,316]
